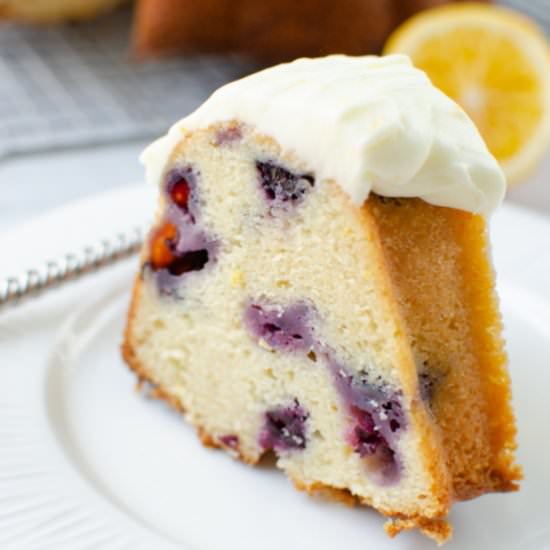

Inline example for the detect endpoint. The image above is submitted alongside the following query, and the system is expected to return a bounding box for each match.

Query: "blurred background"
[0,0,549,233]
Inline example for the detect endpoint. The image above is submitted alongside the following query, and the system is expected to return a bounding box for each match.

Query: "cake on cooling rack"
[0,0,129,22]
[132,0,489,60]
[122,55,521,543]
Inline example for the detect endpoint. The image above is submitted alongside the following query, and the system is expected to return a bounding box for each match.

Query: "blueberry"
[166,249,209,276]
[244,302,315,352]
[349,406,384,457]
[256,161,314,204]
[329,364,404,482]
[260,400,309,452]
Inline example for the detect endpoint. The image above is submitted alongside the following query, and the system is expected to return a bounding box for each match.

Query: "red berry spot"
[168,178,191,209]
[219,434,239,449]
[150,222,177,270]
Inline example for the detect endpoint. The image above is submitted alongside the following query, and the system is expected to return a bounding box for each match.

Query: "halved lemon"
[384,3,550,185]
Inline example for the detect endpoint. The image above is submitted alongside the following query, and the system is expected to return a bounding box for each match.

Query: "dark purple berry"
[149,165,219,295]
[260,401,309,452]
[349,406,383,457]
[244,302,315,352]
[344,371,405,438]
[256,161,314,204]
[329,364,404,483]
[346,403,399,482]
[166,249,209,276]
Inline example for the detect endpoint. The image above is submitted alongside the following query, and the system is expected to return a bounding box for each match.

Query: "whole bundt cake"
[133,0,489,60]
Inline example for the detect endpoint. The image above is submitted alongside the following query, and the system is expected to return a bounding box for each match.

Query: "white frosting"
[142,55,505,214]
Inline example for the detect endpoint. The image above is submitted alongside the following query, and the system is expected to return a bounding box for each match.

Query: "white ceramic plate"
[1,184,549,550]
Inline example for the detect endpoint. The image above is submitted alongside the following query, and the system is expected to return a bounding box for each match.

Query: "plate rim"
[1,186,550,550]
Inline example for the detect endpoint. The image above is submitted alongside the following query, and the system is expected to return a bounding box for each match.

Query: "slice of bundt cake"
[122,55,521,543]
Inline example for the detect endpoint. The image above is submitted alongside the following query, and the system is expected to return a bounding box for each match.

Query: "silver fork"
[0,226,144,312]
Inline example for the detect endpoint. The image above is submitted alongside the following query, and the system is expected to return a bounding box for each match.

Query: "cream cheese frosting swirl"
[142,54,505,214]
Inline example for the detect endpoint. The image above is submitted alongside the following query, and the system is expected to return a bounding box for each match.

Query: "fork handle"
[0,226,144,312]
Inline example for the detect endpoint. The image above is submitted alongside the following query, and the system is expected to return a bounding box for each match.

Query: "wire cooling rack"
[0,7,255,160]
[0,2,547,161]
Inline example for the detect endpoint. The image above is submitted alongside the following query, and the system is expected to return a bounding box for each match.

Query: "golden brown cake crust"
[368,196,522,499]
[384,515,452,545]
[292,479,452,544]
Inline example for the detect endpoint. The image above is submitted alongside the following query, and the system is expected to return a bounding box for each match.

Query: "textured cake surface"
[133,0,489,61]
[0,0,128,22]
[123,117,520,543]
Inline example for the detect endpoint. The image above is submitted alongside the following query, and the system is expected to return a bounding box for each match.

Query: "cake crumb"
[231,269,246,288]
[258,338,275,352]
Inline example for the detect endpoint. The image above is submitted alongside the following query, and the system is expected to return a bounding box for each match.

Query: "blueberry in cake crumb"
[219,434,240,450]
[256,160,314,204]
[244,301,315,352]
[148,221,211,276]
[166,249,209,275]
[260,400,309,452]
[166,166,197,213]
[349,406,388,457]
[331,365,404,482]
[146,166,218,294]
[348,404,399,481]
[244,298,404,482]
[333,368,405,434]
[150,235,216,295]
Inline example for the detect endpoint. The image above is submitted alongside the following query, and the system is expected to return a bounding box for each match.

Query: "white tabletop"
[0,141,148,232]
[1,144,549,234]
